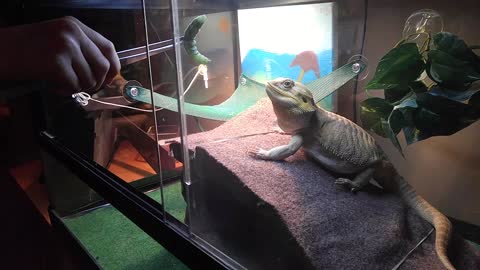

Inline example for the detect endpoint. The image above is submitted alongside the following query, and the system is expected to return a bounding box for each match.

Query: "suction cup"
[347,54,369,81]
[123,80,143,103]
[403,9,443,47]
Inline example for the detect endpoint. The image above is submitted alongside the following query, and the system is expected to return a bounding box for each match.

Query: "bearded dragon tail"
[395,175,454,270]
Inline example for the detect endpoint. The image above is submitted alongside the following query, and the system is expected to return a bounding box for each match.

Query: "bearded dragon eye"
[282,79,294,88]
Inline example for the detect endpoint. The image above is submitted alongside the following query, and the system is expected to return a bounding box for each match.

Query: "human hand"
[1,16,120,95]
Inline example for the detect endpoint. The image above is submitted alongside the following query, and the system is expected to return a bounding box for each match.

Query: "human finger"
[66,17,120,84]
[100,39,121,85]
[71,50,97,91]
[79,36,110,91]
[54,57,81,95]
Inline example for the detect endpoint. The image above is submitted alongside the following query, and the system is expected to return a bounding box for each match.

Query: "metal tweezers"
[116,37,183,66]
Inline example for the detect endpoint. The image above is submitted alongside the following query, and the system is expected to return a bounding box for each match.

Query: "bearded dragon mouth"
[265,82,287,98]
[265,82,275,91]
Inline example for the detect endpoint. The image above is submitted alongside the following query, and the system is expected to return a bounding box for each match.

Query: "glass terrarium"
[159,1,369,269]
[37,0,480,269]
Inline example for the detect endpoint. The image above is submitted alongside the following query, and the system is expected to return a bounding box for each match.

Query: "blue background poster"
[238,3,334,110]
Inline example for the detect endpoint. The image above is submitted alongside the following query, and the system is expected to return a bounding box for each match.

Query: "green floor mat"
[163,182,187,222]
[63,182,188,270]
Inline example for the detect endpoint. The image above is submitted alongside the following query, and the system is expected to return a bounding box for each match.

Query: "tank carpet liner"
[185,98,480,270]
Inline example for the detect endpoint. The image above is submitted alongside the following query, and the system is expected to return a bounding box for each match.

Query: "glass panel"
[34,4,169,214]
[61,204,189,270]
[41,148,189,269]
[141,0,186,223]
[167,1,239,231]
[29,0,480,269]
[166,0,368,268]
[165,1,480,269]
[33,1,480,269]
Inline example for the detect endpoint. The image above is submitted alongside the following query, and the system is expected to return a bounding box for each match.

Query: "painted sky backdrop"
[237,3,334,110]
[238,3,333,60]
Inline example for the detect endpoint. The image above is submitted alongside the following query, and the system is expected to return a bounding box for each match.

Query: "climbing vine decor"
[360,31,480,153]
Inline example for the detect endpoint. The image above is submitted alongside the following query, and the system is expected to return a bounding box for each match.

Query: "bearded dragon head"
[266,78,317,133]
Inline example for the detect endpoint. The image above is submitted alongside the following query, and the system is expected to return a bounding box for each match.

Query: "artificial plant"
[361,31,480,153]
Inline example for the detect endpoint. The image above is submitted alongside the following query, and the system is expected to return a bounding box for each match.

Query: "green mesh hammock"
[125,61,365,121]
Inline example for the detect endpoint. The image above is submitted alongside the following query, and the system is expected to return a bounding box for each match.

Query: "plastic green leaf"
[433,32,480,66]
[360,97,393,137]
[469,91,480,109]
[413,107,441,132]
[416,92,475,116]
[385,96,419,152]
[409,81,428,93]
[384,121,403,154]
[427,50,480,89]
[389,97,418,133]
[402,126,422,145]
[384,86,411,104]
[388,108,407,134]
[414,106,472,137]
[416,92,480,134]
[384,81,427,105]
[366,43,425,90]
[429,87,479,102]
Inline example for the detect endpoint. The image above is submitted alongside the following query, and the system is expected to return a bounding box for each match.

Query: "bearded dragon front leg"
[249,134,303,160]
[335,167,375,193]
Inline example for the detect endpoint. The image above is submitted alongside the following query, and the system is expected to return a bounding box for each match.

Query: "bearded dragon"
[249,77,454,270]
